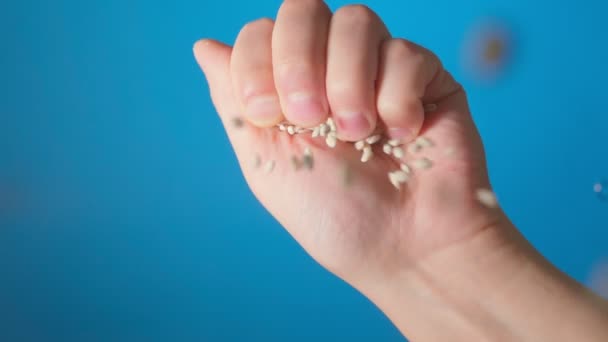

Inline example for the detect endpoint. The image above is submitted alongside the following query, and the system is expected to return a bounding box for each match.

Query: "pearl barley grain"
[388,139,401,147]
[416,136,433,148]
[476,188,498,208]
[326,133,337,148]
[392,147,405,159]
[264,160,276,174]
[320,124,329,137]
[232,117,244,128]
[383,144,393,155]
[412,158,433,170]
[361,146,373,163]
[254,154,262,169]
[365,134,382,145]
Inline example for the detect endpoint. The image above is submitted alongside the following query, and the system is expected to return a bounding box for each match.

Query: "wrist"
[370,216,522,340]
[359,217,608,341]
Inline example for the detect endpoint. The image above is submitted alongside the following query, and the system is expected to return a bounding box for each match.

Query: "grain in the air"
[232,117,244,128]
[302,148,314,170]
[412,158,433,170]
[476,188,498,208]
[408,143,422,154]
[264,160,276,174]
[291,156,302,170]
[400,163,411,174]
[253,154,262,169]
[416,136,433,148]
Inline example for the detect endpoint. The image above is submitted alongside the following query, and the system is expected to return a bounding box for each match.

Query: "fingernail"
[287,92,325,125]
[245,95,282,125]
[388,127,413,142]
[335,111,370,139]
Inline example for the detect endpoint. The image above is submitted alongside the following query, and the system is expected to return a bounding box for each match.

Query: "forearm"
[363,218,608,341]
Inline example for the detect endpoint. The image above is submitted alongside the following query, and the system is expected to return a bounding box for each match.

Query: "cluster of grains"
[232,102,500,209]
[354,134,382,163]
[272,115,442,191]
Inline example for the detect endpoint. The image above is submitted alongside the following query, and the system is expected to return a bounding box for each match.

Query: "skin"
[193,1,608,340]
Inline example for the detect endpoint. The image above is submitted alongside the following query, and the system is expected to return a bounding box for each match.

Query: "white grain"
[327,117,336,132]
[392,147,405,159]
[355,140,366,150]
[383,144,393,155]
[361,146,373,163]
[319,124,329,137]
[476,189,498,208]
[326,132,337,148]
[365,134,382,145]
[408,143,422,154]
[416,136,434,148]
[264,160,275,174]
[388,139,401,147]
[412,158,433,170]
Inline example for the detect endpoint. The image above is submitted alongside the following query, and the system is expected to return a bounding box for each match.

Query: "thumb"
[193,39,238,125]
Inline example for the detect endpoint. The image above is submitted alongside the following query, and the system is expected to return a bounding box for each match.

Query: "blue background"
[1,0,607,341]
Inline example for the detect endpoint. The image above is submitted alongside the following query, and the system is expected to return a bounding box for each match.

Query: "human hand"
[193,0,504,290]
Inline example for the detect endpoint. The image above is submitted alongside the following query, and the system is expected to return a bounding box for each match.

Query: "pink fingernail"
[245,95,282,125]
[335,111,371,139]
[287,92,325,125]
[388,127,413,142]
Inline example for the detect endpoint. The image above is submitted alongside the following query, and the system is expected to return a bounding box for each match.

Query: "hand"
[193,1,503,292]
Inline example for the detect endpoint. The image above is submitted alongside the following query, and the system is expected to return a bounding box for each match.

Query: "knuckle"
[281,0,327,11]
[240,17,274,34]
[386,39,440,74]
[386,39,418,58]
[334,4,377,26]
[274,59,315,79]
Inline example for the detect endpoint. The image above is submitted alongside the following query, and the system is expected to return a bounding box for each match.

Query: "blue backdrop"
[1,0,607,341]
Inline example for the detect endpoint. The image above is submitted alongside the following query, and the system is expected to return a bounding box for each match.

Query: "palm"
[233,90,497,281]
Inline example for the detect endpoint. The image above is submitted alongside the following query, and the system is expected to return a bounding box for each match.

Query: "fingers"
[376,39,461,142]
[326,5,391,141]
[272,0,332,127]
[231,18,284,127]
